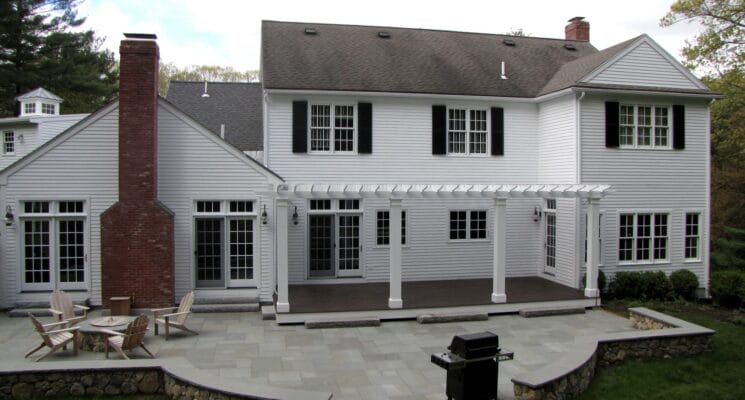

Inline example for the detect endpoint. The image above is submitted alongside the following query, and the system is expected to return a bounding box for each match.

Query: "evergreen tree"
[712,226,745,270]
[0,0,118,116]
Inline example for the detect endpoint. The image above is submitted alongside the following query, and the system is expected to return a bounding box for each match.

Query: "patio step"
[519,306,586,318]
[305,317,381,329]
[193,295,260,305]
[261,305,276,320]
[191,303,260,313]
[8,308,54,318]
[416,312,489,324]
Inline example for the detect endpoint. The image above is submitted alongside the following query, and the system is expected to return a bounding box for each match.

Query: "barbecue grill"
[431,331,514,400]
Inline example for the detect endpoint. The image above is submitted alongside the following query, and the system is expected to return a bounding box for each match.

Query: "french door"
[22,218,87,291]
[308,213,362,278]
[195,217,256,288]
[544,200,557,275]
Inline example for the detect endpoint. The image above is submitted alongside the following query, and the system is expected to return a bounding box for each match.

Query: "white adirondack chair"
[151,291,198,340]
[103,314,154,360]
[26,314,80,361]
[49,290,89,326]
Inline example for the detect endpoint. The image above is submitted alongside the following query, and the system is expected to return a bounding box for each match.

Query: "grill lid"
[448,331,500,359]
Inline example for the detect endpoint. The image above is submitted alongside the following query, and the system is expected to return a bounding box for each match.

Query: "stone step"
[191,303,260,313]
[261,305,276,320]
[193,296,260,305]
[8,308,53,318]
[519,306,586,318]
[305,317,381,329]
[416,312,489,324]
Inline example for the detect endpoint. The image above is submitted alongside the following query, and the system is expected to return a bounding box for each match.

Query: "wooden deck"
[286,277,587,314]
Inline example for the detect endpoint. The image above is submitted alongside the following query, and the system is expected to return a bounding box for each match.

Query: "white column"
[388,198,403,309]
[491,198,507,303]
[585,198,600,298]
[275,198,290,313]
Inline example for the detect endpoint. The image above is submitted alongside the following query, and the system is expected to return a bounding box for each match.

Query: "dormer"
[15,87,62,116]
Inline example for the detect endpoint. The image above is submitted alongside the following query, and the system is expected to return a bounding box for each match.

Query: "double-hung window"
[309,104,355,153]
[24,103,36,114]
[42,103,56,115]
[447,108,488,155]
[619,104,671,149]
[618,213,668,263]
[376,210,407,246]
[3,131,14,154]
[684,213,701,261]
[450,210,487,240]
[21,200,87,291]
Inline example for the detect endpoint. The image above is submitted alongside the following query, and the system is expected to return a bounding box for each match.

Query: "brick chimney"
[101,34,175,309]
[565,17,590,41]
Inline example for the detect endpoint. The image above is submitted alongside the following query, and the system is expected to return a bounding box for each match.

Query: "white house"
[0,88,88,170]
[0,19,717,322]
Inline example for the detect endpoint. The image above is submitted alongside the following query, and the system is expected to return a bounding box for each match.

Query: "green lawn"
[579,301,745,400]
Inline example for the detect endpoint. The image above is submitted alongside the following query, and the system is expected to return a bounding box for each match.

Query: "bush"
[669,269,699,300]
[710,270,745,308]
[608,271,672,300]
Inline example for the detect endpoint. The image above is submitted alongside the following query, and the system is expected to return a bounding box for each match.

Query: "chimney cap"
[123,33,158,40]
[567,16,585,23]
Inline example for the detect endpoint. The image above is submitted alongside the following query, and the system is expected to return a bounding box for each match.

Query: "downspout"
[704,98,716,298]
[575,91,586,290]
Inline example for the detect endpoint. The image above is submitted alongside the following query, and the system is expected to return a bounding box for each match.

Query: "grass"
[578,300,745,400]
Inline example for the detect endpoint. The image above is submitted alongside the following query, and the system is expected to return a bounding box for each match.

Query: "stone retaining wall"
[0,369,162,399]
[512,307,715,400]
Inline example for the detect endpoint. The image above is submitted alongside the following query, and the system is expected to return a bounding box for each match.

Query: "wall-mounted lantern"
[292,206,298,225]
[533,206,542,222]
[4,205,14,226]
[261,204,268,225]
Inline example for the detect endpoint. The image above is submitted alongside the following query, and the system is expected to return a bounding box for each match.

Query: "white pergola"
[271,183,611,313]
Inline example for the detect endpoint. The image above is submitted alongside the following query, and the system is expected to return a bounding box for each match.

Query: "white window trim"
[617,210,670,265]
[448,209,489,242]
[619,104,672,150]
[3,130,15,155]
[307,103,358,154]
[446,106,490,157]
[191,199,260,288]
[18,199,89,291]
[683,210,702,263]
[374,208,409,248]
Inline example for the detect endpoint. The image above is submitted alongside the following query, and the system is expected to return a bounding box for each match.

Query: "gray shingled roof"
[166,81,263,151]
[262,21,600,98]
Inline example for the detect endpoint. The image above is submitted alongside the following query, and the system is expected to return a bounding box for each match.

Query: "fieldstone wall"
[164,375,247,400]
[513,308,715,400]
[0,369,162,399]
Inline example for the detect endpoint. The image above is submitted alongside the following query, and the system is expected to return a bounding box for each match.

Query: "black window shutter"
[432,105,447,155]
[673,105,685,150]
[358,102,373,154]
[491,107,504,156]
[292,101,307,153]
[605,101,620,148]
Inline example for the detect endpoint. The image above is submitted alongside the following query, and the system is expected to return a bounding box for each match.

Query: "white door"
[337,214,362,277]
[226,218,256,287]
[544,199,557,275]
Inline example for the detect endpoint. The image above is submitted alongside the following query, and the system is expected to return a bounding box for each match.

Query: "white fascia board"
[158,99,284,183]
[580,35,709,90]
[264,88,538,103]
[570,86,722,99]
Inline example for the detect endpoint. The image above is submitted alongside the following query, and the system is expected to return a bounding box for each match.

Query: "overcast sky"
[78,0,702,72]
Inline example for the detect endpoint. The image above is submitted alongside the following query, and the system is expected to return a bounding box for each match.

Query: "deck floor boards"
[286,277,585,314]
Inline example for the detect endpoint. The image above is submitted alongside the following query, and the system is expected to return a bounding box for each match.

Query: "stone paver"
[0,309,635,400]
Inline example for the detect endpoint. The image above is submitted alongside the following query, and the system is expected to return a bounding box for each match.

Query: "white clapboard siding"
[588,42,700,89]
[38,115,88,144]
[0,107,119,307]
[580,95,709,285]
[267,96,540,183]
[157,105,276,302]
[538,94,577,183]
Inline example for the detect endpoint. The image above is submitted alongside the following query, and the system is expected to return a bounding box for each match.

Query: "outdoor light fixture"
[533,206,542,222]
[292,206,298,225]
[4,205,14,226]
[261,204,268,224]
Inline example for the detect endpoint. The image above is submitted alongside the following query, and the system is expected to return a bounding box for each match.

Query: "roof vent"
[564,43,577,51]
[201,81,210,98]
[377,31,390,39]
[503,39,516,46]
[304,27,317,35]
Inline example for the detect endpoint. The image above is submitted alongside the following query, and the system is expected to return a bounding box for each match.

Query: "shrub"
[669,269,700,300]
[608,271,672,300]
[710,270,745,309]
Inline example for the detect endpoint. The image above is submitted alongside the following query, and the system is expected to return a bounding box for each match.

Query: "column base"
[584,288,599,298]
[491,293,507,303]
[276,302,290,313]
[388,298,403,309]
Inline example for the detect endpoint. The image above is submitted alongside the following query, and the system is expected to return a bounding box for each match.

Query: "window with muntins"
[450,210,487,240]
[3,131,14,154]
[309,104,355,153]
[685,213,700,260]
[448,108,488,155]
[376,210,407,245]
[619,104,671,149]
[41,103,56,115]
[619,213,668,263]
[24,103,36,114]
